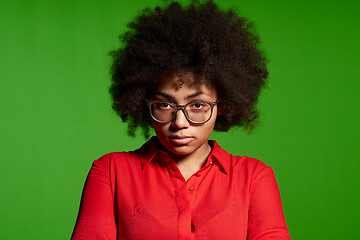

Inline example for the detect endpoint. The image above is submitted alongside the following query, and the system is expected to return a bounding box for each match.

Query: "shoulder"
[212,140,269,176]
[231,155,269,174]
[229,154,277,191]
[90,137,161,173]
[232,153,275,179]
[92,151,140,170]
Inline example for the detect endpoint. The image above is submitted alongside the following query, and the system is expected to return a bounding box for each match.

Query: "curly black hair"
[109,0,268,138]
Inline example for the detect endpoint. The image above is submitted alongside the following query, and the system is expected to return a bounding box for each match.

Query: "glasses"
[146,99,219,124]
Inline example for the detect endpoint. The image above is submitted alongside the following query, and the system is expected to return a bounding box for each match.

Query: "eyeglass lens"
[150,101,212,123]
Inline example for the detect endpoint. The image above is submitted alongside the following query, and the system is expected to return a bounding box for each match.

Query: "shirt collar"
[208,140,231,174]
[137,136,231,174]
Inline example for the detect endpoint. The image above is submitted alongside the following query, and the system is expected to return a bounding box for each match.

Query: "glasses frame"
[146,99,220,124]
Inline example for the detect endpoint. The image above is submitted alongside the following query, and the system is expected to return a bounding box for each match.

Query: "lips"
[168,135,194,145]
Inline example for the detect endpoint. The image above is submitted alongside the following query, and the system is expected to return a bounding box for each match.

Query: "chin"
[165,144,195,156]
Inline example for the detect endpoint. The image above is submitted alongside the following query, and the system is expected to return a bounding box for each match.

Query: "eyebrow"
[155,91,204,100]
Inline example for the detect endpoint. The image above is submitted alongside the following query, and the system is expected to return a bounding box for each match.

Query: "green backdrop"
[1,0,359,239]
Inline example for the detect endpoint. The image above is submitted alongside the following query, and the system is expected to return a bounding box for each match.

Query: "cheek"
[208,110,218,128]
[198,117,217,139]
[151,120,167,137]
[204,121,216,136]
[151,120,159,132]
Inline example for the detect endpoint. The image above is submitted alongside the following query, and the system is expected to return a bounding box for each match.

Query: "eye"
[158,102,172,109]
[189,102,205,110]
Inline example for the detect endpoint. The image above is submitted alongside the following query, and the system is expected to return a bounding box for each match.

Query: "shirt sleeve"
[247,166,291,240]
[71,155,117,240]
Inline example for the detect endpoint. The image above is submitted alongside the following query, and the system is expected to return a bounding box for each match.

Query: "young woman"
[71,1,291,239]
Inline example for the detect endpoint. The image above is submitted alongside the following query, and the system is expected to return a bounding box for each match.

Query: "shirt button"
[189,186,194,191]
[209,161,213,165]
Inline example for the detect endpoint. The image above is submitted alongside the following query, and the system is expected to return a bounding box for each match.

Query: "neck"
[170,141,212,181]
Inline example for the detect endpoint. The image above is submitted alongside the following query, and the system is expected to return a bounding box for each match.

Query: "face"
[150,71,218,157]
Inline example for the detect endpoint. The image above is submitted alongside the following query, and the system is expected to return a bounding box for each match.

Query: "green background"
[1,0,359,239]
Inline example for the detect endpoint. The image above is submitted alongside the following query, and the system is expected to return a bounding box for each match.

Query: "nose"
[171,108,190,128]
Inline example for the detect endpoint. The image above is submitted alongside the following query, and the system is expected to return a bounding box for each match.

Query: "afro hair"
[109,0,268,138]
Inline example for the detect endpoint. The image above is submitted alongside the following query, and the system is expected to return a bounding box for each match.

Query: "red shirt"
[72,137,290,240]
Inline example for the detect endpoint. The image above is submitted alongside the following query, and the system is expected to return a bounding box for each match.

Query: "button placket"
[186,178,198,219]
[186,176,197,191]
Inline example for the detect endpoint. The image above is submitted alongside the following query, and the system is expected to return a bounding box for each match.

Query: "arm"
[71,156,117,240]
[247,166,291,240]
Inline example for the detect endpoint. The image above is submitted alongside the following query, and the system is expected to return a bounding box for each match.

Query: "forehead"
[154,71,217,97]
